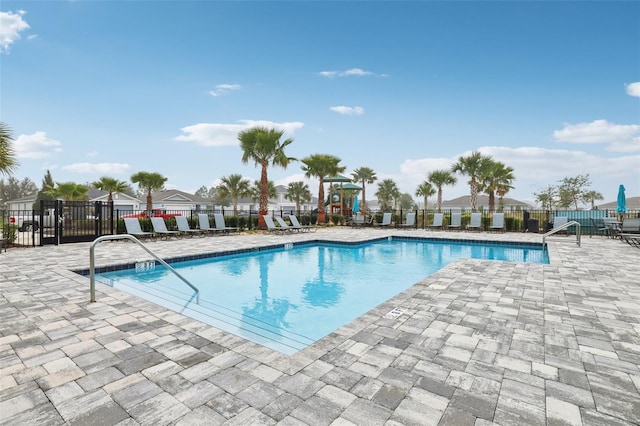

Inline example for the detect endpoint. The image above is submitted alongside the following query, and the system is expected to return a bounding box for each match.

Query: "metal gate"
[39,200,115,245]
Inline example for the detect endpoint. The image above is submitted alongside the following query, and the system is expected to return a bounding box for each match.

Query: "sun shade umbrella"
[352,195,360,213]
[616,184,627,213]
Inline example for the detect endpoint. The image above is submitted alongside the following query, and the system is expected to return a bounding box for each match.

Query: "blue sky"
[2,1,639,207]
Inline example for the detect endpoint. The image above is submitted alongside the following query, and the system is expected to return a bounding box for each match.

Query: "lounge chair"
[197,213,220,236]
[263,215,289,233]
[374,212,392,228]
[552,216,569,235]
[150,217,181,240]
[589,218,609,238]
[175,216,206,238]
[289,215,316,232]
[123,218,156,241]
[426,213,444,231]
[275,216,298,232]
[396,212,416,229]
[447,212,462,231]
[488,213,505,232]
[213,213,239,234]
[351,212,372,228]
[620,233,640,248]
[602,217,622,238]
[467,212,482,231]
[619,217,639,234]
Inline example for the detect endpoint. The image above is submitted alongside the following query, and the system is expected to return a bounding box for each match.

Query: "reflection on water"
[95,239,547,354]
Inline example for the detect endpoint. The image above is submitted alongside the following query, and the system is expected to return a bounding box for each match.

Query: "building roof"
[440,195,532,208]
[596,196,640,210]
[150,190,211,204]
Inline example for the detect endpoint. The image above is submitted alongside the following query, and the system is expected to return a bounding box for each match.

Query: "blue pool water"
[94,238,547,354]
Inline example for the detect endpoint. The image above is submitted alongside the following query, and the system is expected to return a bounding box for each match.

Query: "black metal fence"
[1,203,638,250]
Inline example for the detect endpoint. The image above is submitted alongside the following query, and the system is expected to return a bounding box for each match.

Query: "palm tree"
[375,179,399,211]
[238,127,295,228]
[285,181,312,214]
[250,180,277,209]
[0,122,18,176]
[428,169,457,212]
[415,181,436,211]
[130,171,167,215]
[45,182,89,201]
[451,151,492,212]
[45,182,89,228]
[351,167,377,212]
[582,190,604,210]
[300,154,345,224]
[478,160,515,213]
[92,176,129,203]
[216,174,251,216]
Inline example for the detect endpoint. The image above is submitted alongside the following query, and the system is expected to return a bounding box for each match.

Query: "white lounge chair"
[488,213,505,232]
[447,212,462,231]
[175,216,206,238]
[263,215,288,233]
[467,213,482,231]
[214,213,239,234]
[275,216,299,232]
[396,212,416,229]
[197,213,220,236]
[150,217,181,240]
[427,213,444,230]
[123,218,156,241]
[289,215,316,232]
[552,216,569,236]
[374,212,392,228]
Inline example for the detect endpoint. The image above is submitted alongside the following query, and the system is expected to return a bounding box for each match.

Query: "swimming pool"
[93,237,548,354]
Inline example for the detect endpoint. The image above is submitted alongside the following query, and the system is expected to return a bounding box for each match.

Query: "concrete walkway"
[1,228,639,425]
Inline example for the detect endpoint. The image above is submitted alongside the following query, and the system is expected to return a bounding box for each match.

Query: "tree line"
[1,121,607,219]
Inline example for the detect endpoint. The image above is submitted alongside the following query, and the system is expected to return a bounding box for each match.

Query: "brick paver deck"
[1,228,639,425]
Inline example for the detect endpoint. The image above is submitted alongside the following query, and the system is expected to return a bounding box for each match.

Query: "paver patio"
[1,228,639,425]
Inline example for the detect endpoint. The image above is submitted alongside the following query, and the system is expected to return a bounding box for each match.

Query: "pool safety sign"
[384,307,407,319]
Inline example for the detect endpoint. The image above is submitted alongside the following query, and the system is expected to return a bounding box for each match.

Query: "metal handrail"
[89,234,199,303]
[542,220,581,248]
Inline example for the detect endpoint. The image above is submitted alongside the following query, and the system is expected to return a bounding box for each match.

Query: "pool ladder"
[89,234,199,303]
[542,220,581,251]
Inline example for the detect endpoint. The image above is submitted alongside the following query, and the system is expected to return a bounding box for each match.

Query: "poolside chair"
[289,215,316,232]
[175,216,206,238]
[426,213,444,231]
[488,213,505,232]
[589,217,609,238]
[447,212,462,231]
[552,216,569,236]
[396,212,416,229]
[275,216,298,232]
[150,217,181,240]
[374,212,392,228]
[263,215,289,233]
[123,218,156,241]
[351,212,372,228]
[196,213,220,236]
[621,233,640,248]
[466,212,482,231]
[213,213,239,234]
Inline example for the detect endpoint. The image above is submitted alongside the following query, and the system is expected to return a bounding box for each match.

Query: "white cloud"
[329,106,364,116]
[626,82,640,97]
[317,68,374,78]
[209,83,241,97]
[0,10,30,52]
[14,132,62,159]
[86,150,98,158]
[61,162,131,174]
[553,119,640,152]
[175,120,304,147]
